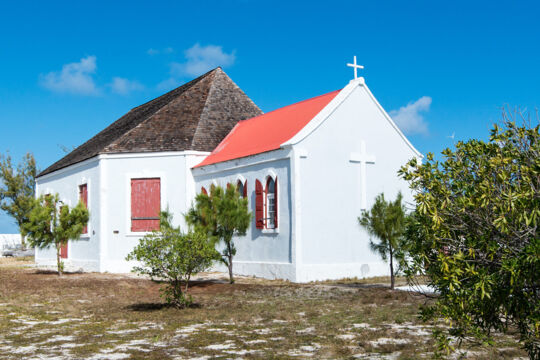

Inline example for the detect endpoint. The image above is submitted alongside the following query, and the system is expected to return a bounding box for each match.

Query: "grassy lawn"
[0,258,527,359]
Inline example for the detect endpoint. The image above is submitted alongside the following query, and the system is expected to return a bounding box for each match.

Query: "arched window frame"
[264,175,278,230]
[236,179,247,198]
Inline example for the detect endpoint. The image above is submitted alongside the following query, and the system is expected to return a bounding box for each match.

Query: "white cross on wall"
[350,141,376,210]
[347,56,364,80]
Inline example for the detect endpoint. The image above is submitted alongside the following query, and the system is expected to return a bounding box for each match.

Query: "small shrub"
[126,211,218,308]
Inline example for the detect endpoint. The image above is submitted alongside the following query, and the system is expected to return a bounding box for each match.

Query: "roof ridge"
[190,68,263,150]
[190,71,218,149]
[107,70,217,153]
[129,67,218,112]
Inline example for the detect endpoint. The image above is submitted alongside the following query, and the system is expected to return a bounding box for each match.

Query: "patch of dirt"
[0,259,528,359]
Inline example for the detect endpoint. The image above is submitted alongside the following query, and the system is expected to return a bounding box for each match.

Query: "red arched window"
[237,179,247,198]
[265,177,277,229]
[201,186,208,195]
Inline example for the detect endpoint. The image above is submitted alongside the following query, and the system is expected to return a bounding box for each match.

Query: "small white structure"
[0,234,21,250]
[35,63,422,281]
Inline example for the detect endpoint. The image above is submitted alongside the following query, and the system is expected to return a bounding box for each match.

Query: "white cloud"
[389,96,432,135]
[109,77,144,95]
[40,56,99,95]
[171,43,236,77]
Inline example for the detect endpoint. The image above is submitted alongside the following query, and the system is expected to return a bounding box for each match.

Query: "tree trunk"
[56,244,63,276]
[389,245,395,290]
[19,230,26,250]
[227,242,234,284]
[228,255,234,284]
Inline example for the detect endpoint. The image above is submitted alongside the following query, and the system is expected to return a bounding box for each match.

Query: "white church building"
[35,63,422,282]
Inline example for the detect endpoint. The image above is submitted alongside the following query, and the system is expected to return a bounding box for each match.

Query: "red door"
[60,243,68,258]
[131,178,161,232]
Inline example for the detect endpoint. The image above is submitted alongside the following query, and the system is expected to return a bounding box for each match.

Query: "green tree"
[399,114,539,358]
[126,211,217,308]
[358,192,408,289]
[23,194,89,275]
[0,152,38,248]
[185,184,251,284]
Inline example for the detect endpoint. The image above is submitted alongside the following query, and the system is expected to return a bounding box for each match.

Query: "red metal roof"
[195,89,340,167]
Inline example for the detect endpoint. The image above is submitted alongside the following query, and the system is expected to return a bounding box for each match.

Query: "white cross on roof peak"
[347,56,364,80]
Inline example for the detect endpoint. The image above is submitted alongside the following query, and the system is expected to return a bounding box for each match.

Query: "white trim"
[288,146,303,271]
[235,174,246,184]
[125,172,165,236]
[281,79,359,147]
[193,148,291,176]
[101,150,210,160]
[37,156,100,181]
[263,175,278,232]
[281,78,423,159]
[99,157,108,272]
[266,170,277,181]
[37,151,211,181]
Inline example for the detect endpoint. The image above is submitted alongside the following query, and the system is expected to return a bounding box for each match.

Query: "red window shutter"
[201,186,208,195]
[131,178,161,232]
[79,184,88,234]
[274,177,278,228]
[255,179,264,229]
[60,205,68,258]
[243,180,248,198]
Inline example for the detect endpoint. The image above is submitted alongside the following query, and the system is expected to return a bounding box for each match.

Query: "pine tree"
[0,152,37,248]
[358,192,407,289]
[23,194,89,275]
[185,185,251,284]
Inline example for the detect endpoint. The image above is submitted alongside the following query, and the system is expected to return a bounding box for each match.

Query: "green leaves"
[0,152,37,246]
[23,193,89,275]
[401,112,540,358]
[185,185,251,284]
[358,192,408,289]
[126,211,217,307]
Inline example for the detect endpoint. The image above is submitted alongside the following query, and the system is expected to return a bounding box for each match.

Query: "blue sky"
[0,0,538,232]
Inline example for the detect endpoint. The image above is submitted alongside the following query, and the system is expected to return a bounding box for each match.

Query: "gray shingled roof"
[38,68,262,177]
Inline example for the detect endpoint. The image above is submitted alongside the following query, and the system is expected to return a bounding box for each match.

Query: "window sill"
[261,228,279,234]
[80,234,90,240]
[126,232,151,237]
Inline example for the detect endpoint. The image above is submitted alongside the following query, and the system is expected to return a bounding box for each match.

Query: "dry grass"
[0,257,527,359]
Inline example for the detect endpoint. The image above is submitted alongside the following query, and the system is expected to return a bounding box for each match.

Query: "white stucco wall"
[192,149,295,280]
[35,157,101,271]
[292,82,421,282]
[98,151,208,273]
[34,151,209,273]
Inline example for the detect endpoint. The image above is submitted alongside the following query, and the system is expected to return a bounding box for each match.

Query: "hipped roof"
[38,67,262,177]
